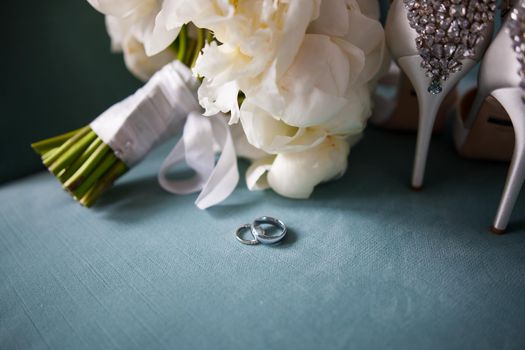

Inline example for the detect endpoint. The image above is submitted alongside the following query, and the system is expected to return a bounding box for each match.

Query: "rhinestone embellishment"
[403,0,496,94]
[507,0,525,102]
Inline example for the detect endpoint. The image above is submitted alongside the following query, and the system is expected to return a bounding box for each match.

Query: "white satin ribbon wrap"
[90,61,200,166]
[90,61,239,209]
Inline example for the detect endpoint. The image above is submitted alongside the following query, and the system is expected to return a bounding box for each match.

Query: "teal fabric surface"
[1,127,524,350]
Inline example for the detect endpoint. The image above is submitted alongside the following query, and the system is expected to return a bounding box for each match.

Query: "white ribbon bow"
[158,111,239,209]
[90,61,239,209]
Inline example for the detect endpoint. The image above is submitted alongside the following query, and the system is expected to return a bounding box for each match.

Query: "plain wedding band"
[251,216,287,244]
[235,224,259,245]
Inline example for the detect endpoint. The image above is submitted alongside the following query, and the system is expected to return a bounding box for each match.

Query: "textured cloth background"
[0,1,141,183]
[1,127,524,350]
[2,1,524,349]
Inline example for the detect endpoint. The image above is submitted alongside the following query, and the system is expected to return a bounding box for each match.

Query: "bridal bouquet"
[32,0,388,208]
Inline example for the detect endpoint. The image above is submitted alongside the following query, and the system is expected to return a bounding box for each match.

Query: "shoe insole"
[379,73,458,133]
[458,90,515,161]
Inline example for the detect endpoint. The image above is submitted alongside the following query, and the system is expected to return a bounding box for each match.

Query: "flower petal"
[230,123,268,161]
[274,0,322,78]
[344,7,388,84]
[240,101,327,154]
[87,0,144,17]
[308,0,349,37]
[246,157,274,191]
[197,79,240,123]
[121,37,177,82]
[355,0,381,20]
[266,136,351,199]
[249,35,355,128]
[322,84,371,134]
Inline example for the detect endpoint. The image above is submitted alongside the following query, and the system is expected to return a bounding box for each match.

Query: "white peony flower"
[239,0,387,129]
[320,84,372,134]
[229,122,268,161]
[192,0,322,122]
[87,0,180,56]
[354,0,381,20]
[158,0,234,35]
[239,84,370,153]
[343,1,389,86]
[238,0,386,146]
[245,34,365,128]
[246,135,361,199]
[239,100,327,155]
[105,15,177,82]
[308,0,388,86]
[239,0,388,199]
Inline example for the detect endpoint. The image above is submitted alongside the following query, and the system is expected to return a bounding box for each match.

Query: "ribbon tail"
[158,112,239,209]
[195,115,239,209]
[158,112,215,195]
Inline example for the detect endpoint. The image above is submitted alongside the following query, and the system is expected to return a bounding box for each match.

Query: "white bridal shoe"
[385,0,496,189]
[454,0,525,233]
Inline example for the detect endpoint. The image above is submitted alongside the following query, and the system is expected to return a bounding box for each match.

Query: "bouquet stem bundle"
[32,26,210,207]
[31,126,127,207]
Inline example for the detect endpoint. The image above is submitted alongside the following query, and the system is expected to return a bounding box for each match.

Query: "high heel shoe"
[454,1,525,234]
[385,0,496,189]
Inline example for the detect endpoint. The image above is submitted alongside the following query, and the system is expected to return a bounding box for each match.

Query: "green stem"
[177,26,187,62]
[43,126,90,167]
[31,127,86,155]
[191,28,205,68]
[79,161,127,207]
[32,126,131,207]
[59,137,102,182]
[49,130,97,175]
[73,153,117,200]
[64,142,109,192]
[42,148,58,162]
[184,38,196,66]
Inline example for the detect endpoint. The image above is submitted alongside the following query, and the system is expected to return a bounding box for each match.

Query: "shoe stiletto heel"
[454,1,525,233]
[386,0,495,189]
[491,88,525,234]
[372,67,458,133]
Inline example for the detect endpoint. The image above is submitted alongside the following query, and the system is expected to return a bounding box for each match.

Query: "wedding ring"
[235,224,259,245]
[251,216,287,244]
